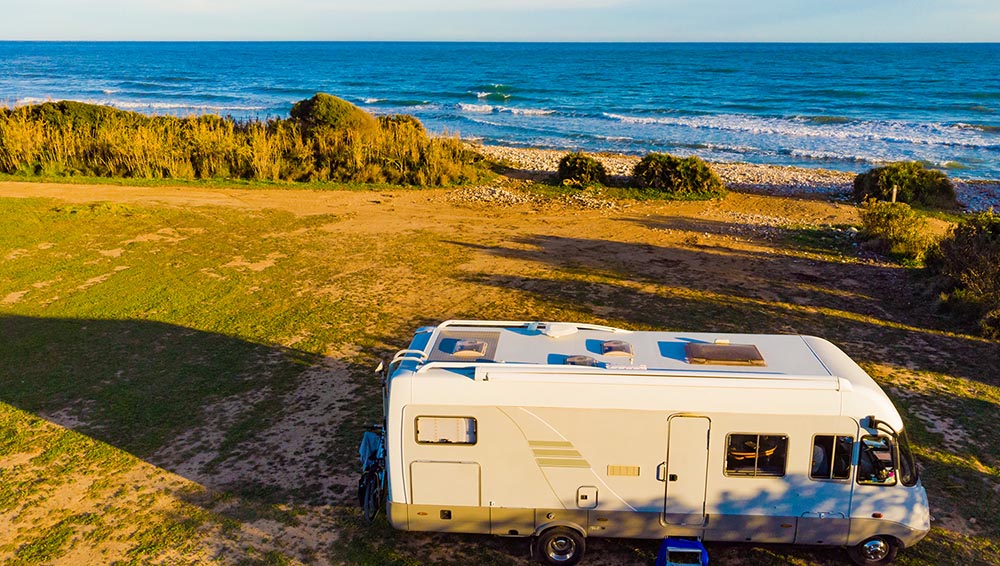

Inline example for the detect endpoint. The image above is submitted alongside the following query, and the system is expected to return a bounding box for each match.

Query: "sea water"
[2,42,998,179]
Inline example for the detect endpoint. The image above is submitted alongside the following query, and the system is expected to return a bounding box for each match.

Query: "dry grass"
[0,101,487,186]
[0,180,997,565]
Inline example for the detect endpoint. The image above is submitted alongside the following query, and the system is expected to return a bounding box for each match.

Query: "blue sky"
[3,0,999,41]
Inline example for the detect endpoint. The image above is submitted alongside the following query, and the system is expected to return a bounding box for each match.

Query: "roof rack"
[436,319,629,333]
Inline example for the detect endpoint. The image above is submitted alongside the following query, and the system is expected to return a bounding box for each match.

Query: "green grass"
[1,188,998,565]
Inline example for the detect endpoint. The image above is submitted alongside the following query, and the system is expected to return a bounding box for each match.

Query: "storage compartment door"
[410,461,481,506]
[663,416,710,526]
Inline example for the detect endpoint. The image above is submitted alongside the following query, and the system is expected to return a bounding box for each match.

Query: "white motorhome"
[377,320,929,566]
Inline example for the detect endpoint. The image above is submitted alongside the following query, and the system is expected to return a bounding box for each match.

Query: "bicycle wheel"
[362,471,381,522]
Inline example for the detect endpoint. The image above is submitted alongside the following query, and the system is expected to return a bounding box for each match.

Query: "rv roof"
[409,320,833,379]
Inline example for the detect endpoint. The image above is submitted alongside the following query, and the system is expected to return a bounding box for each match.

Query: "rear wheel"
[848,535,899,566]
[361,471,382,523]
[534,527,585,566]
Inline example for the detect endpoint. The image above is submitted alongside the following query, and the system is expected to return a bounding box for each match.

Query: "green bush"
[858,199,933,262]
[289,93,376,133]
[852,162,957,208]
[556,152,608,186]
[928,209,1000,337]
[631,153,726,199]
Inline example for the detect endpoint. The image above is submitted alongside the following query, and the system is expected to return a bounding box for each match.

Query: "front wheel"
[848,535,899,566]
[534,527,585,566]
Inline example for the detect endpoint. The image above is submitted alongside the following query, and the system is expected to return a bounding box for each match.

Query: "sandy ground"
[0,168,992,565]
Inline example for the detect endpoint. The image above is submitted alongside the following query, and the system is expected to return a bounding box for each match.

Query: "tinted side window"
[726,433,787,477]
[811,435,854,480]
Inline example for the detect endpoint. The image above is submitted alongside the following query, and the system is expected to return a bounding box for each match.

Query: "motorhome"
[375,320,929,566]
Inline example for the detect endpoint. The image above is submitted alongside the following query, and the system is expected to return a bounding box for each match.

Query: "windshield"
[897,429,919,487]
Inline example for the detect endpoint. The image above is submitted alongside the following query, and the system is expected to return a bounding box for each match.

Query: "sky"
[2,0,999,42]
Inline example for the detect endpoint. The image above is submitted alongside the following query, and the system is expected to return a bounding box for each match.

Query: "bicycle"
[358,424,386,523]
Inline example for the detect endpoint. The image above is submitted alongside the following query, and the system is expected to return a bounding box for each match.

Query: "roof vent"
[542,323,578,338]
[601,340,634,357]
[452,339,488,358]
[685,342,765,366]
[565,355,598,367]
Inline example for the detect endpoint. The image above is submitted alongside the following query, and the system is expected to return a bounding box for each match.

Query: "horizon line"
[2,39,999,44]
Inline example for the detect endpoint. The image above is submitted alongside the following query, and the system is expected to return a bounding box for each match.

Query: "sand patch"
[99,248,124,257]
[2,290,27,304]
[75,266,130,291]
[224,252,287,273]
[122,228,187,246]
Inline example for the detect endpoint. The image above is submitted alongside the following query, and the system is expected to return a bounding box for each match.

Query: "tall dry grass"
[0,100,486,186]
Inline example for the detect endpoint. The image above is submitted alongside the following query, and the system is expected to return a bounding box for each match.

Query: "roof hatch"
[564,355,598,367]
[685,341,765,366]
[452,339,489,358]
[601,340,634,357]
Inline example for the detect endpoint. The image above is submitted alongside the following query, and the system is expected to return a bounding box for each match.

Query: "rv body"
[380,321,929,564]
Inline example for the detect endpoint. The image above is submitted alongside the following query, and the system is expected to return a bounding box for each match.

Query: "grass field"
[1,179,998,565]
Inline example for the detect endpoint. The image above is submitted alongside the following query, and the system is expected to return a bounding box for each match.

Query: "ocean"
[2,42,999,179]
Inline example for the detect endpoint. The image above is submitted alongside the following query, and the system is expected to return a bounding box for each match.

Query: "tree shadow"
[0,313,374,563]
[449,233,998,387]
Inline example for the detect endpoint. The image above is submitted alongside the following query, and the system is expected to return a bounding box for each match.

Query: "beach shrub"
[0,96,486,187]
[289,93,376,133]
[927,209,1000,337]
[852,162,957,208]
[858,199,933,262]
[556,152,607,187]
[631,153,726,199]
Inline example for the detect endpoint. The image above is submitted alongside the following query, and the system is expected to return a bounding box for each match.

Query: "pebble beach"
[474,144,1000,211]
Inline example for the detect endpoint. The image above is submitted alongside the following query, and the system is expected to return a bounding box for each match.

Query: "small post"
[891,185,898,203]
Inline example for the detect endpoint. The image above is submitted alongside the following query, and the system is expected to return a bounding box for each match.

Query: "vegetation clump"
[0,95,485,186]
[858,199,933,262]
[927,209,1000,338]
[630,152,726,199]
[289,93,376,133]
[556,152,608,187]
[852,162,958,208]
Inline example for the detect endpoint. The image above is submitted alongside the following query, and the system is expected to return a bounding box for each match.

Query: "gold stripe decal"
[529,440,588,468]
[531,449,582,458]
[536,458,591,468]
[528,440,573,448]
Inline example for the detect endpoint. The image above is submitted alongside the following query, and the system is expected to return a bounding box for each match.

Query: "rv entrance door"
[663,415,711,526]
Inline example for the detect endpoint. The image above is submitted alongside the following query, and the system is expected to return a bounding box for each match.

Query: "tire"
[361,471,382,523]
[848,535,899,566]
[534,527,585,566]
[357,474,367,508]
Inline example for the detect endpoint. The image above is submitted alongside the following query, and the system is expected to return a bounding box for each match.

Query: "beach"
[474,144,1000,211]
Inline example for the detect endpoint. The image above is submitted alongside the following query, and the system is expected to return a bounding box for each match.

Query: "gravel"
[472,144,1000,211]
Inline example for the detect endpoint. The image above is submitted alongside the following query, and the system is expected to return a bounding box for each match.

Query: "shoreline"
[473,143,1000,211]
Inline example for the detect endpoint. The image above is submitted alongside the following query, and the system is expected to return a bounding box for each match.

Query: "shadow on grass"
[0,315,320,458]
[0,313,398,563]
[450,233,999,386]
[0,315,386,515]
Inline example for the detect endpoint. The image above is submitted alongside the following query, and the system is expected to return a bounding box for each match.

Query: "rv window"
[897,429,919,487]
[857,435,897,486]
[725,434,788,477]
[810,435,854,480]
[415,416,477,445]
